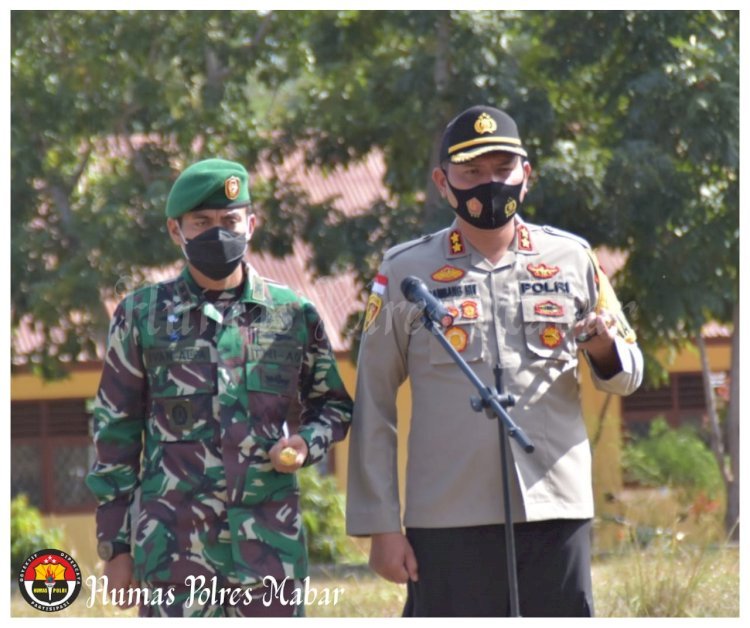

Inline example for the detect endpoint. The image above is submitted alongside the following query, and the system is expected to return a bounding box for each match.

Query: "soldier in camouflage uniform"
[86,158,353,617]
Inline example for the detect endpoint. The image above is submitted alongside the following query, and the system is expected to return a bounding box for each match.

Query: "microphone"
[401,276,455,328]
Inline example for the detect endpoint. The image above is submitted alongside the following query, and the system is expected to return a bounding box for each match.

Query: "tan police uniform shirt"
[346,217,643,535]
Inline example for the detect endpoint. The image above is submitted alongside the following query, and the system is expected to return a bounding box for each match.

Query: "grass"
[11,544,738,618]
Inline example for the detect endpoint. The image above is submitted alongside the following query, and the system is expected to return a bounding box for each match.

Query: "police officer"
[86,158,353,617]
[346,106,643,616]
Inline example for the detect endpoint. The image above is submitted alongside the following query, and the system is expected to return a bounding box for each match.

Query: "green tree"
[11,10,329,377]
[523,11,739,537]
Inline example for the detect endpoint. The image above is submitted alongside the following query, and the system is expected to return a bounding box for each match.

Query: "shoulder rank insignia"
[527,263,560,279]
[517,224,533,252]
[445,326,469,352]
[534,300,564,317]
[474,112,497,135]
[431,265,465,283]
[448,229,466,256]
[363,292,383,332]
[540,325,563,348]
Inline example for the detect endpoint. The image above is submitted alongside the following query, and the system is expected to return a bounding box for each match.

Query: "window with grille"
[621,371,712,435]
[11,399,97,513]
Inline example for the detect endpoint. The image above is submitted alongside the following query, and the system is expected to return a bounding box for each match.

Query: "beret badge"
[225,176,241,200]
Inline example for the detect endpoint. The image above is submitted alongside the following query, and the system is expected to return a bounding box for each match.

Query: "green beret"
[165,158,251,218]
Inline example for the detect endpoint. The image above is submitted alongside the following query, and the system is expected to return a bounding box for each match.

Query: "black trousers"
[403,519,593,617]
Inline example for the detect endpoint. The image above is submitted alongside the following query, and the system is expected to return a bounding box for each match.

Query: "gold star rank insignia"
[448,229,466,255]
[517,224,533,252]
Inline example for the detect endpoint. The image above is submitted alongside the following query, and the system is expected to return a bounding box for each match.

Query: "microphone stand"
[422,315,534,617]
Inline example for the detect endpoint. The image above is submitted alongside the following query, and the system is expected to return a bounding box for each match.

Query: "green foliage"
[12,10,738,383]
[622,418,723,499]
[10,495,64,578]
[298,466,364,565]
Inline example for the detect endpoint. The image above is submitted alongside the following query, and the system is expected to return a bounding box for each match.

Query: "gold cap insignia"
[225,176,241,200]
[474,112,497,135]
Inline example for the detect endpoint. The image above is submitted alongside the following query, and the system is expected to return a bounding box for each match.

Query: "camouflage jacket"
[86,263,353,588]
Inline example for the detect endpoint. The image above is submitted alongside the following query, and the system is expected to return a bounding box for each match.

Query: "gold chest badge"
[431,265,465,283]
[445,326,469,352]
[540,325,563,348]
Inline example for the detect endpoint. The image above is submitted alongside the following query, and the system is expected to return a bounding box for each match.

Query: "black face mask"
[445,176,524,230]
[180,226,247,280]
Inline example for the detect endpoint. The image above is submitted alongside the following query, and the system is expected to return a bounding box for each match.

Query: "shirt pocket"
[245,336,303,438]
[520,295,576,361]
[146,361,217,442]
[429,297,484,365]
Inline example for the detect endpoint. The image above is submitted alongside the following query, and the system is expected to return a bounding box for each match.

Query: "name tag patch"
[144,346,211,367]
[247,340,303,366]
[520,281,571,295]
[431,283,478,300]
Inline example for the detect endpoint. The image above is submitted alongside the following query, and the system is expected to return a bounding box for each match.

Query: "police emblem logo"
[363,292,383,332]
[466,197,483,218]
[447,305,460,320]
[540,325,563,348]
[527,263,560,279]
[504,198,517,217]
[18,549,82,612]
[224,175,241,200]
[445,326,469,352]
[431,265,465,283]
[474,112,497,135]
[460,300,479,320]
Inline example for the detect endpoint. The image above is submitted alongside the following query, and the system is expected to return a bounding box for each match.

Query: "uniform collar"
[443,217,539,265]
[174,262,273,312]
